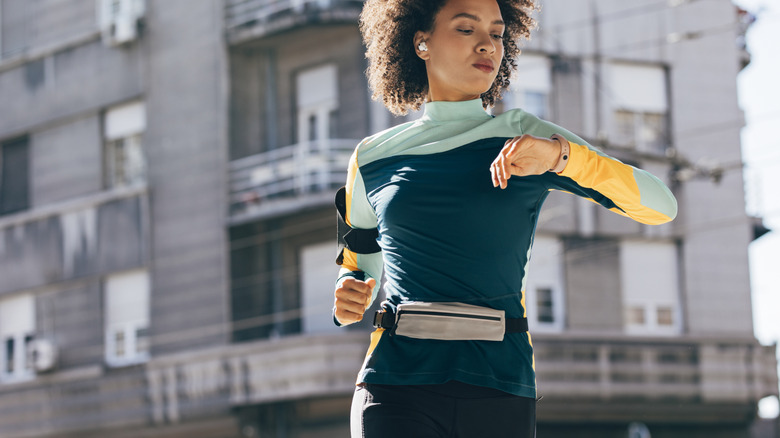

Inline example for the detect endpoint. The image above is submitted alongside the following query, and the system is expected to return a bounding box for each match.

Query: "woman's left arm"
[553,137,678,225]
[504,112,678,225]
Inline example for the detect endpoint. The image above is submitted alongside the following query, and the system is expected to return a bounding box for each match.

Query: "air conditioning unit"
[98,0,146,47]
[27,339,58,373]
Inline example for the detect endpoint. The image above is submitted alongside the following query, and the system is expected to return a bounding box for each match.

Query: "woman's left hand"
[490,134,561,189]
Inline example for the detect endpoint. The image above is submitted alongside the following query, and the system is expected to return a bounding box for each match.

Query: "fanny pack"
[372,302,528,342]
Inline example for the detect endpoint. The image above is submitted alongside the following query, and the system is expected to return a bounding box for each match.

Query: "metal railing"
[1,332,775,435]
[225,0,364,31]
[0,186,149,294]
[228,139,356,217]
[534,336,778,403]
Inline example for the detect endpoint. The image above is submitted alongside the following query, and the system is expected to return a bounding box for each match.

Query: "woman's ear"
[414,31,430,60]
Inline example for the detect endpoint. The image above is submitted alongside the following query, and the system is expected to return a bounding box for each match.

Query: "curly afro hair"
[359,0,537,115]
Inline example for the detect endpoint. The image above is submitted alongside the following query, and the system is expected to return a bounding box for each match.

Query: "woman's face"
[415,0,505,102]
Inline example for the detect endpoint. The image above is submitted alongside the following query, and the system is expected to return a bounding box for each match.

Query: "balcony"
[228,139,355,224]
[134,333,780,426]
[534,333,779,423]
[0,186,149,295]
[1,332,774,436]
[145,332,368,425]
[225,0,365,45]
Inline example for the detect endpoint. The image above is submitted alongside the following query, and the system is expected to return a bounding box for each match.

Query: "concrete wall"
[142,0,230,353]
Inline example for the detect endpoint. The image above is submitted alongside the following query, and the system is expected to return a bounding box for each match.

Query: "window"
[300,241,341,334]
[0,136,30,215]
[535,288,555,323]
[105,269,150,366]
[524,236,565,331]
[625,306,645,325]
[503,54,550,118]
[620,240,680,335]
[0,294,35,383]
[97,0,145,47]
[104,101,146,188]
[295,64,338,192]
[608,63,668,154]
[656,306,674,326]
[296,64,338,143]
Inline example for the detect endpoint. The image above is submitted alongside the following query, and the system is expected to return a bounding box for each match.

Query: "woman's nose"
[477,36,496,54]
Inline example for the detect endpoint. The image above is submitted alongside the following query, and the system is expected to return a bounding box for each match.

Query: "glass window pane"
[5,338,15,373]
[0,137,30,215]
[613,110,636,147]
[657,306,674,326]
[536,287,555,323]
[136,327,149,355]
[524,91,547,119]
[108,135,146,188]
[114,330,125,358]
[124,135,146,186]
[626,306,645,325]
[308,114,317,141]
[24,334,34,371]
[639,112,666,153]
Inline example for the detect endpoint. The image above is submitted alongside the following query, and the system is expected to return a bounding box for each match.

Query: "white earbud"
[418,41,428,52]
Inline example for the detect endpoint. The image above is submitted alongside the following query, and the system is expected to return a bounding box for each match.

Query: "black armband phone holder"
[335,186,381,265]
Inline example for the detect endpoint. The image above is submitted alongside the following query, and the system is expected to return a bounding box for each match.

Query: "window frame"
[0,136,31,216]
[524,236,565,332]
[608,62,670,154]
[0,294,36,383]
[620,240,681,336]
[104,269,151,367]
[103,101,147,190]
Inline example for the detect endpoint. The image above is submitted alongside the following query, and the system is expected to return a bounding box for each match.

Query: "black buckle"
[372,310,395,329]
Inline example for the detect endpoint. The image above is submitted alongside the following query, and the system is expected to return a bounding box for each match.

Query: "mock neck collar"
[420,98,491,122]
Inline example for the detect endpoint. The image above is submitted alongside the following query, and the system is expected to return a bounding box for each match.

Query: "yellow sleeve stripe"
[339,150,362,271]
[560,142,674,225]
[344,149,360,227]
[341,248,360,272]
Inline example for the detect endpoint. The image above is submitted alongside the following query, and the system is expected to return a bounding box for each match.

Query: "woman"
[333,0,678,436]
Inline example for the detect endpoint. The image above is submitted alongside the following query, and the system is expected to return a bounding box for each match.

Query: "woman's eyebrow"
[451,12,505,26]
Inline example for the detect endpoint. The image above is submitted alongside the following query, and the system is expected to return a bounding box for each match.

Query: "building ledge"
[0,332,774,435]
[224,0,364,45]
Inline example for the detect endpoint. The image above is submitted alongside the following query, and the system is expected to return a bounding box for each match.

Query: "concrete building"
[0,0,776,437]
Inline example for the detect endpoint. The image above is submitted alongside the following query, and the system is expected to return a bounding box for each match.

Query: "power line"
[551,0,688,32]
[603,21,737,53]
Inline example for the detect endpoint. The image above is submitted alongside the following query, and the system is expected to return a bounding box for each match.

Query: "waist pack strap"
[372,309,529,333]
[505,317,529,333]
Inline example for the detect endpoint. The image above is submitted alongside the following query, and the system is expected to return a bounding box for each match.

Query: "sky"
[731,0,780,419]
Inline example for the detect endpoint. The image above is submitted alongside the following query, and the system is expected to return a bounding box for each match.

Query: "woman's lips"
[473,63,494,73]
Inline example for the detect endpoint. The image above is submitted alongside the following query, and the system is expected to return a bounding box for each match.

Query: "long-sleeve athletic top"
[335,98,677,399]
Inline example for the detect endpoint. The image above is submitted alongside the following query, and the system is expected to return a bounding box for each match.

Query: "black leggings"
[351,380,536,438]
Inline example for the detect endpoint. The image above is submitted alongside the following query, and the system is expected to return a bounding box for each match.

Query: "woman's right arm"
[333,148,383,326]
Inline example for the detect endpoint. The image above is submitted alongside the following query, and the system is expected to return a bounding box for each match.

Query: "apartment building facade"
[0,0,776,437]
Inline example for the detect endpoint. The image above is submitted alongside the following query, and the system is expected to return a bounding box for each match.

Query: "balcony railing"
[534,334,779,422]
[142,333,779,425]
[0,332,775,435]
[228,139,355,222]
[146,332,368,425]
[225,0,364,43]
[0,185,149,294]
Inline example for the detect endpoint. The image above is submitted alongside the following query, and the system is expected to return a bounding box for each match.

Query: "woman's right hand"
[334,278,377,325]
